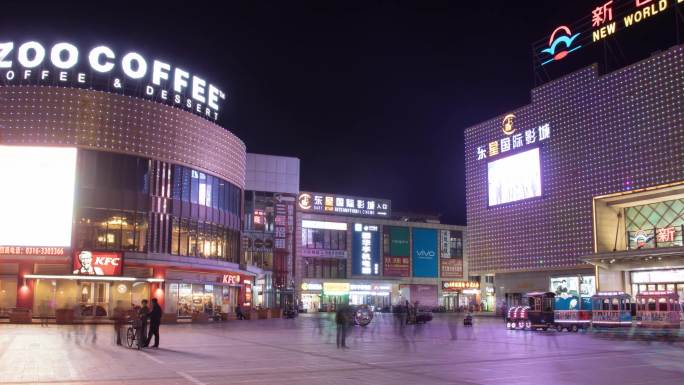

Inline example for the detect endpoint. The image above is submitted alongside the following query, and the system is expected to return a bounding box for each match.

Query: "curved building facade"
[0,85,250,321]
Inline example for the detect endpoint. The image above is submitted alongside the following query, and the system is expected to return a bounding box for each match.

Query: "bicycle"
[125,318,144,350]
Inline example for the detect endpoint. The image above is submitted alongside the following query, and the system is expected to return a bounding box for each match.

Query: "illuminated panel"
[487,148,541,206]
[465,46,684,274]
[0,86,246,189]
[0,146,77,247]
[301,220,348,231]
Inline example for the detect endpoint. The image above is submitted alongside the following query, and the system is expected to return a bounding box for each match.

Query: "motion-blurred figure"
[335,305,348,348]
[112,301,126,346]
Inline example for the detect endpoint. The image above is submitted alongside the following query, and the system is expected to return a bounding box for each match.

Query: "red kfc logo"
[73,251,123,276]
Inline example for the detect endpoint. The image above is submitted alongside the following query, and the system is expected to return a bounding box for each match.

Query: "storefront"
[300,282,323,312]
[440,281,480,311]
[164,271,252,318]
[348,283,392,311]
[630,269,684,300]
[399,284,438,310]
[299,281,395,312]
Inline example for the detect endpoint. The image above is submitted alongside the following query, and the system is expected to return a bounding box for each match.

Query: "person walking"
[335,305,348,349]
[145,298,162,348]
[112,301,126,346]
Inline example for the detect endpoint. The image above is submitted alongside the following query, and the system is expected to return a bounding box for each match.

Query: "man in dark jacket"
[335,306,348,348]
[145,298,162,348]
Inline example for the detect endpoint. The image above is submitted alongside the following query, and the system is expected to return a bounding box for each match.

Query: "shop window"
[171,165,182,200]
[197,222,206,258]
[171,218,180,255]
[122,212,136,251]
[198,172,207,206]
[178,284,193,317]
[181,167,191,203]
[191,170,199,204]
[180,219,189,256]
[189,220,198,256]
[0,277,17,317]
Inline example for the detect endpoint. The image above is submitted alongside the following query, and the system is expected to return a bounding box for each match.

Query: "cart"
[636,290,681,328]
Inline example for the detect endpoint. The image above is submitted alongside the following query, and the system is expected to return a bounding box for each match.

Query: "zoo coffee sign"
[0,41,227,120]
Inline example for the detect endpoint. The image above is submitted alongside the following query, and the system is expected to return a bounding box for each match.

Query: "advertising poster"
[412,228,438,278]
[440,230,463,278]
[273,194,295,288]
[383,226,410,277]
[551,276,595,310]
[399,284,438,307]
[352,224,380,276]
[73,250,123,276]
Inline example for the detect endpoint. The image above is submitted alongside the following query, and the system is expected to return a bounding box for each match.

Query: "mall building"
[465,45,684,309]
[295,192,474,312]
[242,153,299,309]
[0,41,252,322]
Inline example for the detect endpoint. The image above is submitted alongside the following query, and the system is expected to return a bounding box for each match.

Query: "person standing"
[335,305,348,349]
[146,298,162,348]
[138,300,149,348]
[112,301,126,346]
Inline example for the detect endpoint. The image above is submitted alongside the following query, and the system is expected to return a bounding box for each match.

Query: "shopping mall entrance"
[588,182,684,293]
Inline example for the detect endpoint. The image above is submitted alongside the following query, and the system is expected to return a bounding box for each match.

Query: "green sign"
[389,226,410,256]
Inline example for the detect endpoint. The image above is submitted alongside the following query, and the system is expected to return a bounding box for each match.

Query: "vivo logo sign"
[0,41,226,120]
[416,249,435,257]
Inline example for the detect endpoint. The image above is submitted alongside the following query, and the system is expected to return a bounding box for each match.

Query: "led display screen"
[0,146,77,247]
[487,148,541,206]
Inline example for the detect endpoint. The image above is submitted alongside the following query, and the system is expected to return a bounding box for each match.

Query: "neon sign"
[536,0,684,68]
[0,41,227,120]
[541,26,582,65]
[476,121,550,161]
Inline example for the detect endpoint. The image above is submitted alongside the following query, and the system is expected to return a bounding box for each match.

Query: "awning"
[23,274,164,282]
[581,248,684,271]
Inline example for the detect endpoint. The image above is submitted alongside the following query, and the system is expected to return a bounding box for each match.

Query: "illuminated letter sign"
[0,41,227,120]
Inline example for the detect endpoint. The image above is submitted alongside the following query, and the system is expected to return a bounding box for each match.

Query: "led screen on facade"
[0,146,77,247]
[487,148,541,206]
[352,224,380,276]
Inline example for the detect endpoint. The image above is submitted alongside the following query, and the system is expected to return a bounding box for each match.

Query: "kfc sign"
[222,274,241,285]
[72,250,122,276]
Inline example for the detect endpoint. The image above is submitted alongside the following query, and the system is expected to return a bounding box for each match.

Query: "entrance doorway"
[79,282,109,316]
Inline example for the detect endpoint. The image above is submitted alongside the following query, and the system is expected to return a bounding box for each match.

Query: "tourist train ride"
[506,290,682,331]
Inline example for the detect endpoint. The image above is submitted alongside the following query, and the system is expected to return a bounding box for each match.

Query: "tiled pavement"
[1,314,683,385]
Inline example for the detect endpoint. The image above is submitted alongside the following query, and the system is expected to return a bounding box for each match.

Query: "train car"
[507,292,555,330]
[591,291,632,327]
[635,291,681,328]
[553,293,591,332]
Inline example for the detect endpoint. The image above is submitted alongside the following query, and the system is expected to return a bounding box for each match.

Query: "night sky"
[1,0,675,224]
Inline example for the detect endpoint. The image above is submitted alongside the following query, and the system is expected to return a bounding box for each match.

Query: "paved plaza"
[1,314,683,385]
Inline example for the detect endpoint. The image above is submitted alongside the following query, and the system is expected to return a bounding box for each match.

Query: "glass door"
[79,282,110,316]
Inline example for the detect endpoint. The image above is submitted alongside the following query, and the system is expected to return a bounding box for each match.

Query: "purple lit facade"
[465,46,684,303]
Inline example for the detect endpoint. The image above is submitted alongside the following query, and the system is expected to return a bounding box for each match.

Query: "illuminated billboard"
[298,192,390,218]
[412,228,438,278]
[0,146,77,248]
[487,148,541,206]
[73,250,123,276]
[352,223,380,276]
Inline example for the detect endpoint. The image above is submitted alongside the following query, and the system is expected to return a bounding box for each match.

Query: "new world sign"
[0,41,227,120]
